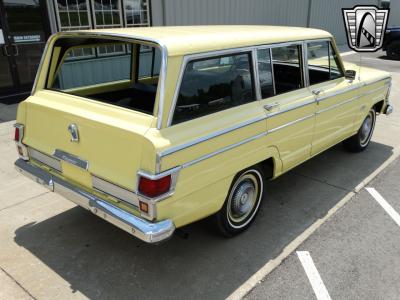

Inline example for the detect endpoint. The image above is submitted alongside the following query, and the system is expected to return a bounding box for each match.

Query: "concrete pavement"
[0,51,399,299]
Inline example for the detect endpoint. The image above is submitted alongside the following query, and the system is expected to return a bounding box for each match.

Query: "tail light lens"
[138,174,171,198]
[14,125,21,142]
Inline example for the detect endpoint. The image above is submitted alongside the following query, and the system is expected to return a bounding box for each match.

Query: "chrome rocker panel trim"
[14,159,175,243]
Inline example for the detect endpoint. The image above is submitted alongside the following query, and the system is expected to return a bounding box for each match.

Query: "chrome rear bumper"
[385,104,393,115]
[14,159,175,243]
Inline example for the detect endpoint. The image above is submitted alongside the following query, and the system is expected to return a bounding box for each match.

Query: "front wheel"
[386,41,400,60]
[214,166,265,237]
[343,108,376,152]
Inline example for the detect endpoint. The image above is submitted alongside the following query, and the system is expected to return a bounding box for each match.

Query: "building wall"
[388,0,400,27]
[151,0,379,45]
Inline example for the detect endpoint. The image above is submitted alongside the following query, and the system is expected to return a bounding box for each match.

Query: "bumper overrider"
[14,159,175,243]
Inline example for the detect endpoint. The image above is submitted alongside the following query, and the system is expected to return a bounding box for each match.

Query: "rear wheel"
[343,108,376,152]
[386,41,400,60]
[214,166,265,237]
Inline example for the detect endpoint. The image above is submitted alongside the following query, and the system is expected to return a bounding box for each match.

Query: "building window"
[54,0,92,31]
[92,0,123,28]
[53,0,150,58]
[124,0,149,27]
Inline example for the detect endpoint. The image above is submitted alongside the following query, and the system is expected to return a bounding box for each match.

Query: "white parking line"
[227,148,400,300]
[340,50,357,57]
[366,187,400,227]
[297,251,332,300]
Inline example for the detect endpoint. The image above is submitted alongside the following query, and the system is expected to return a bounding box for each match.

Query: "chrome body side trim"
[361,84,387,96]
[268,114,314,133]
[181,114,313,169]
[266,99,315,118]
[53,149,89,170]
[29,148,62,172]
[15,159,175,243]
[160,115,267,157]
[159,81,389,161]
[181,131,267,169]
[316,96,359,114]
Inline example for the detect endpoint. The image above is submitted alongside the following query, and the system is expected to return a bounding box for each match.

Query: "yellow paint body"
[16,26,391,228]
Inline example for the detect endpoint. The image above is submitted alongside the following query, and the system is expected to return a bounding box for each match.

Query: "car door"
[306,40,358,156]
[256,43,316,172]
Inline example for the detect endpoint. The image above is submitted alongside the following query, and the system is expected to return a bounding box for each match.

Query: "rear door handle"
[264,102,280,111]
[312,89,322,96]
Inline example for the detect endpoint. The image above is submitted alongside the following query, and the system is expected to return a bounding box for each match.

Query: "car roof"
[71,25,332,56]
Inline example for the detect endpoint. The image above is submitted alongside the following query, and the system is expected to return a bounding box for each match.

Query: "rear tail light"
[138,174,171,198]
[13,124,28,160]
[14,124,22,142]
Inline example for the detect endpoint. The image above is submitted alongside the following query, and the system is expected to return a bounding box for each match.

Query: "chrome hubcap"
[228,173,260,224]
[360,113,373,146]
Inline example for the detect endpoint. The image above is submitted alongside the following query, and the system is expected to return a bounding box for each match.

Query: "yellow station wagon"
[14,26,393,243]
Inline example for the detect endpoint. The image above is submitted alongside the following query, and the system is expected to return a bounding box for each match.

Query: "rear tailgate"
[22,90,156,191]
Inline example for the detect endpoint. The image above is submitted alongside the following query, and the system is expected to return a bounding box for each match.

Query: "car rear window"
[48,37,161,115]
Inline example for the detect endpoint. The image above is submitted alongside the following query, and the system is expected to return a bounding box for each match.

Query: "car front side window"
[307,40,344,85]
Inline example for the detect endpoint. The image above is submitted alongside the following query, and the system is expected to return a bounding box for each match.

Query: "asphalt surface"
[0,50,399,300]
[246,157,400,300]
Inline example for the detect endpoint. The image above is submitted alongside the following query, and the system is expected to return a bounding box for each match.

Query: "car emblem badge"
[67,123,79,142]
[342,5,390,52]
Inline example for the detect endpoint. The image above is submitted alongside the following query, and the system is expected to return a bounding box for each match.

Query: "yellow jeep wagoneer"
[14,26,393,243]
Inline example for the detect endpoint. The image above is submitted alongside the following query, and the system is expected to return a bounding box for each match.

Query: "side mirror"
[345,69,356,80]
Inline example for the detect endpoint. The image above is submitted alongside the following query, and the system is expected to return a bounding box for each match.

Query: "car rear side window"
[271,45,303,94]
[172,52,256,125]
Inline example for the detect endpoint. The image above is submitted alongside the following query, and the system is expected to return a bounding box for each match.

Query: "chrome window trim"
[31,31,168,130]
[269,48,277,95]
[166,46,257,127]
[302,41,310,87]
[252,49,262,101]
[305,38,346,89]
[166,39,330,128]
